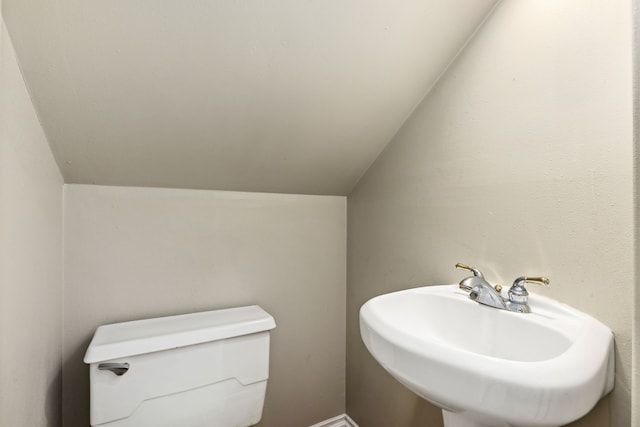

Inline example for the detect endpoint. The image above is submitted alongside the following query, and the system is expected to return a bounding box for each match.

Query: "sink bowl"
[360,285,614,427]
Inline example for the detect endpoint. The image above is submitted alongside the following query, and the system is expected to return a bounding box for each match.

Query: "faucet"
[455,263,506,310]
[455,263,550,313]
[504,276,550,313]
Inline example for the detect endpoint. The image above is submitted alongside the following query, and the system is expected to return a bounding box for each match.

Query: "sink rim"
[366,285,583,363]
[359,284,615,426]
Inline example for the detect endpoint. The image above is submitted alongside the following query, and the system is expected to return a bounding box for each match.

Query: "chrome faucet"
[455,263,549,313]
[455,263,506,310]
[505,276,550,313]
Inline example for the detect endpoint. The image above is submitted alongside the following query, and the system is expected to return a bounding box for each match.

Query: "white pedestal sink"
[359,285,614,427]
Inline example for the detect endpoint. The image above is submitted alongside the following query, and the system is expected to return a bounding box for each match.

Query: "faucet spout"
[455,263,486,291]
[455,262,506,310]
[469,282,506,310]
[458,276,485,292]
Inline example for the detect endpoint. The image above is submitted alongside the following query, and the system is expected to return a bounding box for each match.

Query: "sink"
[359,285,614,427]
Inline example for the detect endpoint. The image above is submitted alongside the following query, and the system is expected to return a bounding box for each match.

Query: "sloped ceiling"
[2,0,497,195]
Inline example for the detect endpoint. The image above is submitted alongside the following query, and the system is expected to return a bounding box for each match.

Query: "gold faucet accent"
[522,276,550,287]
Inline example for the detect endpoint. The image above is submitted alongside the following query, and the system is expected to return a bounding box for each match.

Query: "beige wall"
[63,184,346,427]
[633,1,639,425]
[0,14,64,427]
[347,1,633,427]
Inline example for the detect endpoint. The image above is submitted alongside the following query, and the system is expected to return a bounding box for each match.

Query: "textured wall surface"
[63,185,346,427]
[347,1,633,426]
[0,16,64,427]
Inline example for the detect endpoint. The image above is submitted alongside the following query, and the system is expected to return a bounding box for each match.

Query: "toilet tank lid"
[83,305,276,364]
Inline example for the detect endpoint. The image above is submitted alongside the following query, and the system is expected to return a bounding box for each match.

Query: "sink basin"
[360,285,614,427]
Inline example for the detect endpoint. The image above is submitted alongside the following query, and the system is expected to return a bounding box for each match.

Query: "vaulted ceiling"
[2,0,497,195]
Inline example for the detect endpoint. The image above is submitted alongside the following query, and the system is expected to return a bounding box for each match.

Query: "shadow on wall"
[409,397,442,426]
[45,367,62,427]
[62,337,93,426]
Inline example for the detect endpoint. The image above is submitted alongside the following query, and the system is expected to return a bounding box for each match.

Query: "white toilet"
[83,305,276,427]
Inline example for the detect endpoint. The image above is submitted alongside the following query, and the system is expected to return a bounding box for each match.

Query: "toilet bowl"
[84,305,276,427]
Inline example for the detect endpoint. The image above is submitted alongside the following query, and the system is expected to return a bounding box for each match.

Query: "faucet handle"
[455,262,485,279]
[508,276,550,305]
[517,276,550,287]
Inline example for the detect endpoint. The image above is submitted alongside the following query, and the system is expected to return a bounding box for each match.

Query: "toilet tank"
[84,305,276,427]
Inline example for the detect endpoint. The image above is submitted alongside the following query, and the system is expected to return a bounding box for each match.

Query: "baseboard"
[308,413,359,427]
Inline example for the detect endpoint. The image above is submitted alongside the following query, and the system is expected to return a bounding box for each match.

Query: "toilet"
[83,305,276,427]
